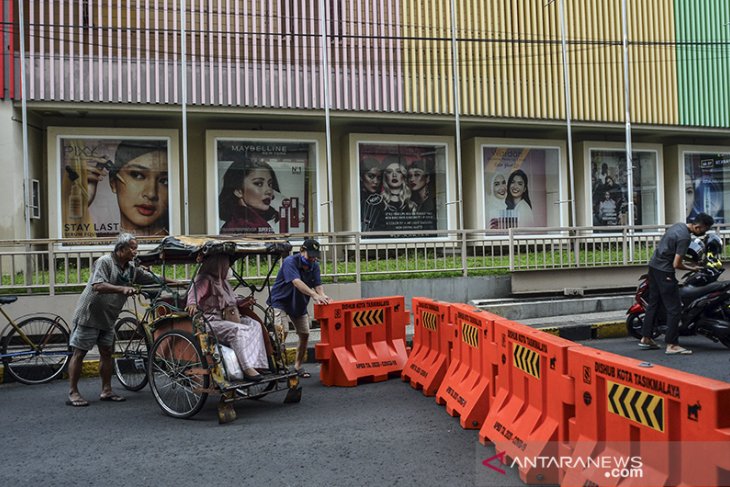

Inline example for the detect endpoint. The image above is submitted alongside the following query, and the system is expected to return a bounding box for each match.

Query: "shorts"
[273,309,310,336]
[69,324,115,351]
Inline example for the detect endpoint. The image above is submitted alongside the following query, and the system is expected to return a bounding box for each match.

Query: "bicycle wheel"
[148,330,209,419]
[113,316,150,391]
[1,316,70,385]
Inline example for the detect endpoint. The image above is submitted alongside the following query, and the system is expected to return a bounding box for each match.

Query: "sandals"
[296,368,312,379]
[66,397,89,407]
[99,393,126,402]
[665,346,692,355]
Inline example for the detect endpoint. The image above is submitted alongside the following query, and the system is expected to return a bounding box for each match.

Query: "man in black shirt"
[639,213,714,355]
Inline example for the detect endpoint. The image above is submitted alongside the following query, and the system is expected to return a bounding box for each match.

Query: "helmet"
[706,233,723,256]
[686,237,705,263]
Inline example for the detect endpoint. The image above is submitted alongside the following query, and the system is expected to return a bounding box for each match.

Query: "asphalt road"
[0,366,528,487]
[576,334,730,383]
[3,335,727,487]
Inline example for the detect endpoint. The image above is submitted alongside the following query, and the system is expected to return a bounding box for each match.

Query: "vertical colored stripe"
[676,0,730,127]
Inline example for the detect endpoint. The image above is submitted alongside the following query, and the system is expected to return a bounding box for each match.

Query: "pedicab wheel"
[113,317,150,391]
[148,330,209,419]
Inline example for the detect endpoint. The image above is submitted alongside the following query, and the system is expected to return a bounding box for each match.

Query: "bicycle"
[112,283,187,391]
[0,296,71,385]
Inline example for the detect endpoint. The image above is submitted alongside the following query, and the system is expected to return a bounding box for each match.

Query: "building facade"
[1,0,729,243]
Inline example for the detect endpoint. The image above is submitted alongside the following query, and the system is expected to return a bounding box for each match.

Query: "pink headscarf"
[191,254,237,310]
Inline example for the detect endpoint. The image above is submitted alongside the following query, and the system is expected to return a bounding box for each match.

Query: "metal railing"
[1,225,727,294]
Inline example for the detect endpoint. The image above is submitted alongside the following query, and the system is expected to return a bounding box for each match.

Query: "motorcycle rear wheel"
[626,312,661,339]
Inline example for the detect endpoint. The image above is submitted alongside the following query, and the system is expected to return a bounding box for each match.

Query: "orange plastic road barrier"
[314,296,409,387]
[480,318,577,485]
[435,304,499,429]
[401,298,453,396]
[561,347,730,487]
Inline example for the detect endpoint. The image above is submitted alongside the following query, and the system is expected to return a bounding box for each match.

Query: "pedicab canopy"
[137,235,292,266]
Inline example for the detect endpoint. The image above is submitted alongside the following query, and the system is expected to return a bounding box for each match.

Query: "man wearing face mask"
[268,238,331,378]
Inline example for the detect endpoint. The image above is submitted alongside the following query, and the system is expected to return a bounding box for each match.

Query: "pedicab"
[137,235,301,423]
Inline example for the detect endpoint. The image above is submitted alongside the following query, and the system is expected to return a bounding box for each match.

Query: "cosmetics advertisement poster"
[60,137,171,239]
[483,147,551,230]
[358,143,446,235]
[216,140,311,235]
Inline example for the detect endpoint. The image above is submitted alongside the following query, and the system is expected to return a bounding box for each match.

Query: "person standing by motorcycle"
[639,213,715,354]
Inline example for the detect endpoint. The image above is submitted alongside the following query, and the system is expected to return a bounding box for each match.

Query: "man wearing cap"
[268,238,331,378]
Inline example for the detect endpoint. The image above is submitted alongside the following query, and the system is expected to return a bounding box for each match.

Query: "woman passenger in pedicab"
[185,253,268,382]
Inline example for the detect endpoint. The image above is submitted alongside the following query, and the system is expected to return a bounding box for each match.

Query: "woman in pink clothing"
[185,254,268,381]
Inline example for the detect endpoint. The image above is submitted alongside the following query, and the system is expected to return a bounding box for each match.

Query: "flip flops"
[638,341,660,350]
[66,397,89,407]
[99,394,126,402]
[665,347,692,355]
[296,368,312,379]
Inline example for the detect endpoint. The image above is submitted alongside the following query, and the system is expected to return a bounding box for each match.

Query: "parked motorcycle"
[626,233,730,348]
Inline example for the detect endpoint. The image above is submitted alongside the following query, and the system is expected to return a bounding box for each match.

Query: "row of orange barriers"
[400,297,730,487]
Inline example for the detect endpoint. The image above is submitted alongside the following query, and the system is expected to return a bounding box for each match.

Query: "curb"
[537,320,627,341]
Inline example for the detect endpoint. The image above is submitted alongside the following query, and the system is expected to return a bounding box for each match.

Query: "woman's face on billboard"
[492,174,507,199]
[111,150,168,231]
[235,168,276,212]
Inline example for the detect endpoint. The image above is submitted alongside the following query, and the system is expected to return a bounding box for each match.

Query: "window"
[30,179,41,219]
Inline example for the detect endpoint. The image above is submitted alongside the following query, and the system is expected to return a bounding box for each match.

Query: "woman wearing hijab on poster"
[487,172,508,229]
[219,158,280,234]
[185,254,268,382]
[505,169,534,228]
[107,141,170,236]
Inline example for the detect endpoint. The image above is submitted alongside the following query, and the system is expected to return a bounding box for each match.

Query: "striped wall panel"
[401,1,453,114]
[13,0,730,128]
[21,0,404,112]
[675,0,730,127]
[628,0,678,125]
[564,0,624,123]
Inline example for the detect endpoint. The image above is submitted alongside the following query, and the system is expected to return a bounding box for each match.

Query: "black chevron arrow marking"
[618,386,631,418]
[653,398,663,431]
[629,389,641,422]
[608,382,620,413]
[607,381,665,432]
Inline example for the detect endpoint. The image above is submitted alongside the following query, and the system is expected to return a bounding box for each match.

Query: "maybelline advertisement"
[358,143,446,235]
[483,147,553,230]
[59,137,171,239]
[216,140,312,235]
[684,152,730,224]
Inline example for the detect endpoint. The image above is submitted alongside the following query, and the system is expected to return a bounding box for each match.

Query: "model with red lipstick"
[109,141,170,236]
[219,158,280,234]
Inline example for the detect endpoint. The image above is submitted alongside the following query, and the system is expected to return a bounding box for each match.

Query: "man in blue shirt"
[268,238,331,378]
